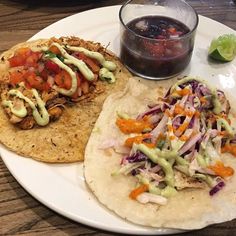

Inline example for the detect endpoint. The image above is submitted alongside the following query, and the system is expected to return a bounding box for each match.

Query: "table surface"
[0,0,236,235]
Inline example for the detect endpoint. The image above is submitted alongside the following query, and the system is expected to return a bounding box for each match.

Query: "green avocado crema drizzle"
[171,76,222,114]
[51,43,95,81]
[65,45,117,83]
[65,45,117,71]
[217,117,234,137]
[99,68,116,84]
[4,89,49,126]
[2,100,27,118]
[46,43,117,94]
[135,144,214,192]
[137,175,177,198]
[50,57,78,96]
[136,144,175,187]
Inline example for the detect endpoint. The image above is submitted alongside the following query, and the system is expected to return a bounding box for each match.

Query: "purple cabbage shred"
[136,106,162,120]
[126,151,148,163]
[209,181,225,196]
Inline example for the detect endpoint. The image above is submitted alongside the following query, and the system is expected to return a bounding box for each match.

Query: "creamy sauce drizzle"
[50,57,77,96]
[51,43,94,81]
[3,89,49,126]
[65,45,117,71]
[2,100,27,118]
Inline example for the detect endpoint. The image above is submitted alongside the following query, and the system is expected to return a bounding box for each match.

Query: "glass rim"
[119,0,199,42]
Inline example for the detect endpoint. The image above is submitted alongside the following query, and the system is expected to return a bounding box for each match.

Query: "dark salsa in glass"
[120,16,194,78]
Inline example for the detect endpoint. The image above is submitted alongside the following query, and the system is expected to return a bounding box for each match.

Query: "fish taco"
[0,37,131,162]
[84,77,236,229]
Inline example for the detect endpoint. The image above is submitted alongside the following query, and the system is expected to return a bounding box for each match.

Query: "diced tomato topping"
[48,45,61,55]
[7,46,97,96]
[25,52,42,67]
[24,72,46,91]
[54,70,72,90]
[9,71,25,85]
[8,48,42,68]
[45,60,61,74]
[16,47,31,56]
[74,52,100,73]
[8,56,25,67]
[76,72,83,87]
[10,70,50,91]
[71,72,83,99]
[71,72,91,99]
[40,68,49,81]
[42,82,50,92]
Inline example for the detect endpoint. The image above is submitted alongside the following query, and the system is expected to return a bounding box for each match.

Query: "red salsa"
[120,16,194,78]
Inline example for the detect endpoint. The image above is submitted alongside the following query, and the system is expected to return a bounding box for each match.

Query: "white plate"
[1,5,236,235]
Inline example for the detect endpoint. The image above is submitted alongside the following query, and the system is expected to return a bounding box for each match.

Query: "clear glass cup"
[119,0,199,80]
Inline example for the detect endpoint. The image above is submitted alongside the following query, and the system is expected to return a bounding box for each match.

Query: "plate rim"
[1,5,236,235]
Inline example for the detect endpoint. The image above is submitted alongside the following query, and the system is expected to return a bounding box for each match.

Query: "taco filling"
[111,77,235,205]
[84,77,236,228]
[0,37,130,162]
[1,39,117,129]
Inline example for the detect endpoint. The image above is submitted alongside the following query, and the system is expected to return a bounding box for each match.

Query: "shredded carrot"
[49,45,61,55]
[195,111,200,118]
[167,122,176,141]
[54,70,72,90]
[175,121,189,135]
[200,96,207,104]
[165,109,173,117]
[179,135,189,141]
[174,104,184,115]
[129,184,149,200]
[221,144,236,157]
[116,117,153,134]
[208,161,234,178]
[174,104,195,117]
[185,110,195,117]
[124,133,155,148]
[218,131,229,137]
[176,88,192,96]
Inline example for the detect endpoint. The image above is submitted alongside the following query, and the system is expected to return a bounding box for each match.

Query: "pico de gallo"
[0,38,117,129]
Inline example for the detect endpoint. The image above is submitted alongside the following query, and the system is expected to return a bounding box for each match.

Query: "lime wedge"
[208,34,236,62]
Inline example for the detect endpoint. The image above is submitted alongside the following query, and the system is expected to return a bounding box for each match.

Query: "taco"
[0,37,131,162]
[84,77,236,229]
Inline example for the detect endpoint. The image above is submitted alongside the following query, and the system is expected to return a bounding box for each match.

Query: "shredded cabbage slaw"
[109,77,236,205]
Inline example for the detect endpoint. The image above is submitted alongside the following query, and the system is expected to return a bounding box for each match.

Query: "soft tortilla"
[84,77,236,229]
[0,37,131,162]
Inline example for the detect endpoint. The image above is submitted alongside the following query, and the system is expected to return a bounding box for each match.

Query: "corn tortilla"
[0,37,131,162]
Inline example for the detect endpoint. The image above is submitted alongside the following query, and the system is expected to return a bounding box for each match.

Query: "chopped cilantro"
[57,55,65,62]
[44,51,56,58]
